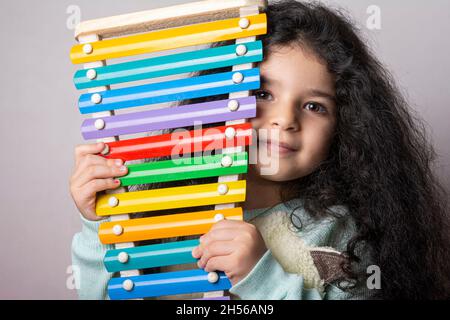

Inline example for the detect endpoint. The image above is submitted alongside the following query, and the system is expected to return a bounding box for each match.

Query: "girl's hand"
[191,220,267,286]
[69,142,128,221]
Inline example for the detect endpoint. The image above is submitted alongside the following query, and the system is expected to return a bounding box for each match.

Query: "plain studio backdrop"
[0,0,448,299]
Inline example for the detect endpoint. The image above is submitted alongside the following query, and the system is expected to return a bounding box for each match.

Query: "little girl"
[70,0,450,300]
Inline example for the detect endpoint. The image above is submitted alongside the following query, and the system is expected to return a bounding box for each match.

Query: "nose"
[269,101,300,132]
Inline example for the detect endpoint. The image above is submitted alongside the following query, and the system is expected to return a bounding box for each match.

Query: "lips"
[260,139,299,152]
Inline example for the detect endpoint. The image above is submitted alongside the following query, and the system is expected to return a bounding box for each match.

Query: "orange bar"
[98,207,243,244]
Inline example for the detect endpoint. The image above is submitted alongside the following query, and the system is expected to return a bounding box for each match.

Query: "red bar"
[102,123,253,162]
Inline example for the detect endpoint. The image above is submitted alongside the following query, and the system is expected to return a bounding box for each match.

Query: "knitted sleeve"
[71,215,113,300]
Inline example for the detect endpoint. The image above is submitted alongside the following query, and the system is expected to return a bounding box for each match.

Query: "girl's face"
[250,45,337,182]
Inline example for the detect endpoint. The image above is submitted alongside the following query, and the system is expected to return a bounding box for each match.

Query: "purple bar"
[81,96,256,140]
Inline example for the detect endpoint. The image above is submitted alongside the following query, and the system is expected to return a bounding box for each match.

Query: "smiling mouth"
[259,140,299,153]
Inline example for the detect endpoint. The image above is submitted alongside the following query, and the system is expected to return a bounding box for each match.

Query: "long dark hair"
[263,0,449,299]
[135,0,450,299]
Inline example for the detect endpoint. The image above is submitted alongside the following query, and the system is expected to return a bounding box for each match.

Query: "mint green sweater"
[71,198,374,300]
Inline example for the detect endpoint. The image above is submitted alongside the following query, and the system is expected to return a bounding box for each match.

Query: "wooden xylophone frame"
[71,0,268,300]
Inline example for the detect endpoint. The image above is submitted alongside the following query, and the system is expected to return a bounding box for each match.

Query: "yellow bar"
[99,207,243,244]
[70,14,267,64]
[74,0,268,39]
[96,180,246,216]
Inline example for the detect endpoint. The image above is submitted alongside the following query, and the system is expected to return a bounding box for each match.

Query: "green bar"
[119,152,248,187]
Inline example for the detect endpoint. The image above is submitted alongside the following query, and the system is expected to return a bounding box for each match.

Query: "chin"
[255,166,304,182]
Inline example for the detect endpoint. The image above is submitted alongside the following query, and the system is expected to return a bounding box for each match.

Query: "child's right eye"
[254,89,273,101]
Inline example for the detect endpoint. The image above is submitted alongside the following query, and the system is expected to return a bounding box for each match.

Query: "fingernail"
[114,179,121,185]
[119,166,127,172]
[115,159,123,166]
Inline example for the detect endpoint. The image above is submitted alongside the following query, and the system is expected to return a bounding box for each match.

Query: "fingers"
[74,142,107,167]
[71,143,128,188]
[195,240,234,269]
[204,256,233,273]
[190,220,266,285]
[192,222,249,262]
[81,178,122,196]
[74,163,128,188]
[72,154,122,181]
[199,228,242,247]
[70,143,127,222]
[209,219,247,231]
[70,178,122,209]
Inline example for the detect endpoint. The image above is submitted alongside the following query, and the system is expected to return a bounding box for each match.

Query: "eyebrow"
[260,75,280,86]
[260,75,336,102]
[306,89,336,102]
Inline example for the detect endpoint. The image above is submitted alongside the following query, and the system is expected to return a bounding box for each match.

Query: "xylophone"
[70,0,268,300]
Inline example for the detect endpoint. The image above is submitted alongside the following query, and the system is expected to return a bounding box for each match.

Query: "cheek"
[249,117,260,129]
[251,102,274,127]
[250,109,265,129]
[298,120,335,163]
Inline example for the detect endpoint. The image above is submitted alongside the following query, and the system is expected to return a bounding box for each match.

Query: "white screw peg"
[108,196,119,207]
[207,272,219,283]
[221,155,233,167]
[236,44,248,56]
[83,44,93,54]
[118,252,129,264]
[217,184,229,195]
[225,127,236,139]
[94,119,105,130]
[122,279,134,291]
[86,69,97,80]
[101,144,110,155]
[232,72,244,84]
[91,93,102,104]
[112,224,123,236]
[228,99,240,112]
[239,18,250,29]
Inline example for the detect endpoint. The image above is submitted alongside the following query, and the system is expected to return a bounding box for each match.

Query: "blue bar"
[193,296,231,300]
[108,269,231,300]
[74,41,263,89]
[78,68,260,114]
[104,239,199,272]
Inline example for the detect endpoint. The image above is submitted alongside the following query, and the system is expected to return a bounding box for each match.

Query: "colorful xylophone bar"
[70,0,268,300]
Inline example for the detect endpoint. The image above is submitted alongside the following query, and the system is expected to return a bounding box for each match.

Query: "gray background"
[0,0,448,299]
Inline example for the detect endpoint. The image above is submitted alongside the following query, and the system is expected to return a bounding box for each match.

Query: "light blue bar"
[104,239,199,272]
[74,41,263,89]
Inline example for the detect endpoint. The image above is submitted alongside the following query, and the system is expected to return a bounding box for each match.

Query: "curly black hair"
[135,0,450,299]
[261,0,450,299]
